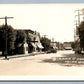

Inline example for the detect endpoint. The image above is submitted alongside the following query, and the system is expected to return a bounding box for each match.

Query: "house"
[14,29,43,54]
[28,31,44,53]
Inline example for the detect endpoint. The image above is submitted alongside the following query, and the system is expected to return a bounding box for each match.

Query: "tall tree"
[0,25,15,55]
[78,21,84,50]
[14,30,27,53]
[40,37,51,51]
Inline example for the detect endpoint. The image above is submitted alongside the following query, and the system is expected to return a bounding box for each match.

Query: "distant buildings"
[63,42,72,50]
[50,42,58,50]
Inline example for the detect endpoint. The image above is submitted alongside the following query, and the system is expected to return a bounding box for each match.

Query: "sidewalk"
[0,52,45,60]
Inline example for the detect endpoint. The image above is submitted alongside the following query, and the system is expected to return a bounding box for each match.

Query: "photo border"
[0,0,84,82]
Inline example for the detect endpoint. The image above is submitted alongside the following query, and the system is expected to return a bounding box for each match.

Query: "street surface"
[0,50,84,76]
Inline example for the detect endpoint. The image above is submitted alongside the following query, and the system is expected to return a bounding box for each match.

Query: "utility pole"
[75,9,82,40]
[75,9,84,24]
[75,9,81,25]
[74,20,78,41]
[0,16,14,59]
[80,8,84,21]
[75,9,84,38]
[75,9,84,51]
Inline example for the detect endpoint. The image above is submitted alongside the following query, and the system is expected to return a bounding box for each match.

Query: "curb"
[0,52,45,60]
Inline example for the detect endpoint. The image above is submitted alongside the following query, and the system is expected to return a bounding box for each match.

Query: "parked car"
[47,47,57,53]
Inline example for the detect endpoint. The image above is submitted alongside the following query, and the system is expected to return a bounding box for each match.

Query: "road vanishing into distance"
[0,50,84,76]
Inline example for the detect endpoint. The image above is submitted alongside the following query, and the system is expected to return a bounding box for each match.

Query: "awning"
[37,43,44,49]
[31,43,37,48]
[17,43,23,47]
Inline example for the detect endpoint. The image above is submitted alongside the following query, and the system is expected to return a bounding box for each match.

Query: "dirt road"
[0,50,84,76]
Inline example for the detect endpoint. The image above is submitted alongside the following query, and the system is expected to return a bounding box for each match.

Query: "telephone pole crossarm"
[0,17,14,19]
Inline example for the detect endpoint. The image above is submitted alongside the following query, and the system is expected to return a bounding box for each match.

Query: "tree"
[14,30,27,53]
[77,21,84,50]
[15,30,26,43]
[0,25,15,55]
[71,41,80,50]
[71,42,76,50]
[40,37,51,51]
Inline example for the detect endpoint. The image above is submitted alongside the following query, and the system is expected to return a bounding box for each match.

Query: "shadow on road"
[41,53,84,67]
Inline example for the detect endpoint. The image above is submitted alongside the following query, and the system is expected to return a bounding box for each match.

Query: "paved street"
[0,50,84,76]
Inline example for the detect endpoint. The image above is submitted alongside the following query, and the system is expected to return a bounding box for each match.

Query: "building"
[16,41,28,54]
[15,29,43,54]
[28,31,44,53]
[63,42,72,50]
[50,42,58,50]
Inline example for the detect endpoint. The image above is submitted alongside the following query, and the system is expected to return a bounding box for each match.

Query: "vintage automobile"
[47,47,57,53]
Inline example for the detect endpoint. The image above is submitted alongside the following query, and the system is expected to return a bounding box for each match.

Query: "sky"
[0,4,84,42]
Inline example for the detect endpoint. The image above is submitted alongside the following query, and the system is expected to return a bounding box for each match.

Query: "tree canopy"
[14,30,27,49]
[40,37,51,51]
[0,25,15,55]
